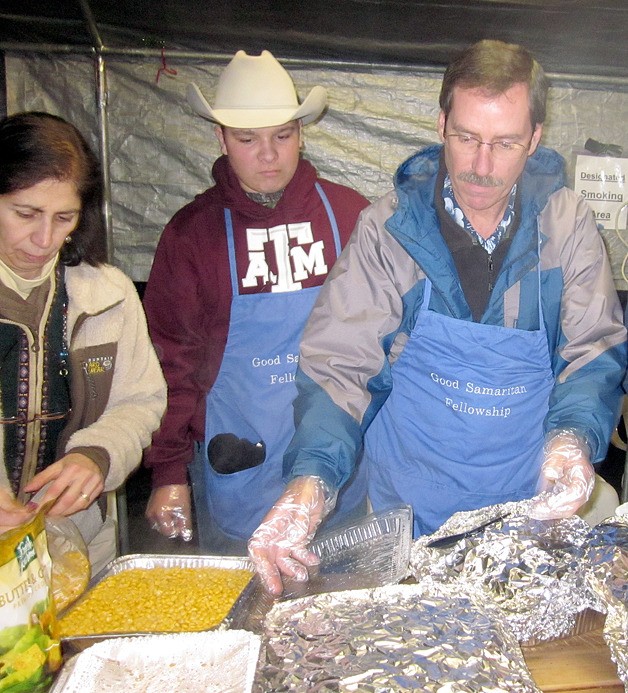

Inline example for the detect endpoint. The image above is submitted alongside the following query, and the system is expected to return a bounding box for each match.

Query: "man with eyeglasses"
[247,39,627,595]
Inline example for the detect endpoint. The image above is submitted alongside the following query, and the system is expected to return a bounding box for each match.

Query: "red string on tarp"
[156,46,178,84]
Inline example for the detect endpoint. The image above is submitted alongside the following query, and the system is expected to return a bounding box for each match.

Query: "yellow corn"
[51,549,91,612]
[58,566,252,636]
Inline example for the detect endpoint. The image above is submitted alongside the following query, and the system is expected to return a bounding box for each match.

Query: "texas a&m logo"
[242,222,328,292]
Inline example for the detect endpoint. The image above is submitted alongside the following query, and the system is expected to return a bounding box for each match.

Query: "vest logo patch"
[83,356,114,375]
[242,222,328,292]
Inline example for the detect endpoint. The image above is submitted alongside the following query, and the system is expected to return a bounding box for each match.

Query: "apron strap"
[315,182,342,258]
[423,227,544,324]
[422,277,432,308]
[536,228,544,324]
[223,208,239,296]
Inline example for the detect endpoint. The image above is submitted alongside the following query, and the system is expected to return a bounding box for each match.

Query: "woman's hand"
[0,487,37,534]
[23,453,105,516]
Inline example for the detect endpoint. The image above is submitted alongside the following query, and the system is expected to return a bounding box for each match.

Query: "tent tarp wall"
[5,52,628,287]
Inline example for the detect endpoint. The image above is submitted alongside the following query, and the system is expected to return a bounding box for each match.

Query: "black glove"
[584,138,623,157]
[207,433,266,474]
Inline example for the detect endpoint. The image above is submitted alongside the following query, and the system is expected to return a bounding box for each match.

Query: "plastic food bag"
[45,517,91,613]
[0,506,62,692]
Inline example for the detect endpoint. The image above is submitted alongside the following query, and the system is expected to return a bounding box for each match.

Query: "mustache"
[457,171,504,187]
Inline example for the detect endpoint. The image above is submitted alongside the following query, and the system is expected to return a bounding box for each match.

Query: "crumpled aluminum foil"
[407,499,628,690]
[253,501,627,691]
[410,499,594,643]
[256,582,540,692]
[581,515,628,686]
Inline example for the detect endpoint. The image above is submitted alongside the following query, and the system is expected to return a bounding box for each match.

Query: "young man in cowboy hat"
[143,50,369,553]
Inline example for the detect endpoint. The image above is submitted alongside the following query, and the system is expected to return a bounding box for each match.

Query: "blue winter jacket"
[285,145,627,493]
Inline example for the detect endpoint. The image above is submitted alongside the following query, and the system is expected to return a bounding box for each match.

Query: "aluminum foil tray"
[226,506,413,633]
[60,553,253,655]
[256,583,540,692]
[310,505,412,577]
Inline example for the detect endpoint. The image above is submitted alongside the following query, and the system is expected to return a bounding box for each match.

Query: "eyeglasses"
[444,133,530,160]
[0,410,71,425]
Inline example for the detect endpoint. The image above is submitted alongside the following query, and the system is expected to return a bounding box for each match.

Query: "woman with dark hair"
[0,112,166,571]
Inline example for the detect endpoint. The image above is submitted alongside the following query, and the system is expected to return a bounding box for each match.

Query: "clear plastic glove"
[529,429,595,520]
[248,476,337,597]
[145,484,193,541]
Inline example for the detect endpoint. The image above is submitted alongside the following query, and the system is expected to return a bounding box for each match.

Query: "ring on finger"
[79,491,90,502]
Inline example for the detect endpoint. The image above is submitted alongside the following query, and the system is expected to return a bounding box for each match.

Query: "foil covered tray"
[256,582,540,692]
[409,501,624,644]
[60,553,253,655]
[226,505,413,633]
[405,501,628,688]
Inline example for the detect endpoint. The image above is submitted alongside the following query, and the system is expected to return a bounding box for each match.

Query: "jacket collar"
[64,263,125,321]
[211,155,318,218]
[389,144,566,255]
[386,144,566,317]
[392,144,565,229]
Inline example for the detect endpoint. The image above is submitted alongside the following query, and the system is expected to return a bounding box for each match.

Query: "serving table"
[523,627,623,692]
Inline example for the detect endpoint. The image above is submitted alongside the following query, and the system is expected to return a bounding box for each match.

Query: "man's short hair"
[439,40,549,129]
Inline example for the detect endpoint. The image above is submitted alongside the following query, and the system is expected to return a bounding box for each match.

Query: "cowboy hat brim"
[186,83,327,128]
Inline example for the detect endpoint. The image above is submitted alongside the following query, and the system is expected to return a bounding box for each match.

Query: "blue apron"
[199,184,366,540]
[364,249,553,537]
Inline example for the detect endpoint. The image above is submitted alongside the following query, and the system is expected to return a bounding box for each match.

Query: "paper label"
[575,153,627,232]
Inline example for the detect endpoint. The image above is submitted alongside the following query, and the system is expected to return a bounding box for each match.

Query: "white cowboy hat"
[187,50,327,128]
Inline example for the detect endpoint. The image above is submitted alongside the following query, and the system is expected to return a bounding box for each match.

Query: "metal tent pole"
[78,0,131,555]
[78,0,113,263]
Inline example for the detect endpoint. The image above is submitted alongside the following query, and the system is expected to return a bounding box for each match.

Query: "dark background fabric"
[1,1,626,83]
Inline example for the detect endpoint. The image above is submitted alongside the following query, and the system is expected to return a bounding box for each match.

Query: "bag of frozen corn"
[45,516,90,613]
[0,506,62,692]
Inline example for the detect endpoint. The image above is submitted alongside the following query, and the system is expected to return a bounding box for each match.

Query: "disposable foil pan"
[226,506,413,634]
[307,504,412,590]
[60,553,253,655]
[256,582,540,692]
[61,506,412,654]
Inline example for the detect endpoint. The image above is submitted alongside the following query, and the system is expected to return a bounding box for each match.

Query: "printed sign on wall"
[575,153,628,289]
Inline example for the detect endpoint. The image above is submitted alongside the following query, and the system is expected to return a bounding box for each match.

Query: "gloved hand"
[145,484,193,541]
[529,429,595,520]
[248,476,337,597]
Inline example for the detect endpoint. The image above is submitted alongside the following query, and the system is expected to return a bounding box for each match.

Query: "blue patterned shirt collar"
[442,174,517,255]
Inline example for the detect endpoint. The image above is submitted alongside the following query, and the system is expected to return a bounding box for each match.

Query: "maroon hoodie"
[143,155,369,487]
